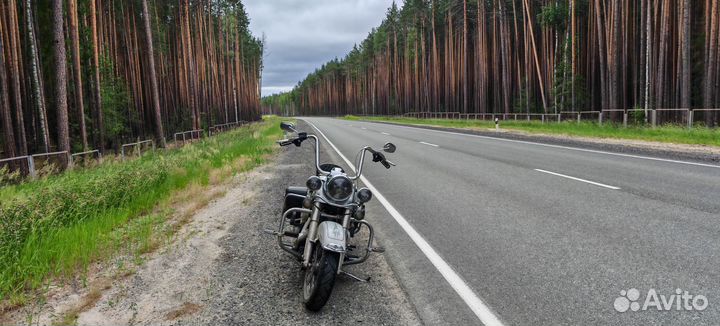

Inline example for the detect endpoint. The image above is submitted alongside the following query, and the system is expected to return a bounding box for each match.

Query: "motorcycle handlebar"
[279,131,394,179]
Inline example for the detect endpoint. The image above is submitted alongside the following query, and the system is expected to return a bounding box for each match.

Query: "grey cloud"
[244,0,394,95]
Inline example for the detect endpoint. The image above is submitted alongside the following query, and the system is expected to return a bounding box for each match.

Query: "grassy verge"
[344,115,720,147]
[0,117,285,306]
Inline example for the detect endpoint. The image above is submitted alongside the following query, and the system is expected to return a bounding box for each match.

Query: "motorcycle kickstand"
[340,271,371,283]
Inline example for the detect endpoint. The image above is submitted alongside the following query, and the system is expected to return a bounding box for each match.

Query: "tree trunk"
[680,0,691,109]
[25,0,49,152]
[141,0,166,148]
[89,0,104,150]
[0,24,16,159]
[52,0,70,161]
[68,0,88,150]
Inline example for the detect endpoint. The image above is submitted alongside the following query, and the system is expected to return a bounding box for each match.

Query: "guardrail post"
[577,112,581,124]
[598,112,603,126]
[687,110,693,129]
[651,110,657,128]
[67,152,74,169]
[27,156,36,179]
[541,114,545,123]
[623,112,628,128]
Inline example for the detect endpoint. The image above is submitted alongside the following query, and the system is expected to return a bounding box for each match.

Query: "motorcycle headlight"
[356,188,372,203]
[306,176,322,191]
[325,175,353,201]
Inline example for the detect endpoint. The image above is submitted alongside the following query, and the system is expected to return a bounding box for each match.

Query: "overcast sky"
[243,0,395,97]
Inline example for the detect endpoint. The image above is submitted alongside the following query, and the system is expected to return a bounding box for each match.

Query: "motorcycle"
[265,122,396,311]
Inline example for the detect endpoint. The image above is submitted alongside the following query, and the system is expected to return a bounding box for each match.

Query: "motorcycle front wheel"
[303,244,339,311]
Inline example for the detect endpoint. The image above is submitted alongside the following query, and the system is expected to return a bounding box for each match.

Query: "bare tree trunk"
[594,0,608,110]
[5,2,27,155]
[680,0,691,109]
[644,0,653,117]
[25,0,49,152]
[705,0,718,114]
[656,0,671,110]
[522,0,548,112]
[0,25,16,159]
[141,0,166,148]
[53,0,71,160]
[68,0,88,150]
[89,0,104,150]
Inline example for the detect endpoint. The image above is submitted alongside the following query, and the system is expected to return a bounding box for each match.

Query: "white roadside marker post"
[495,117,500,131]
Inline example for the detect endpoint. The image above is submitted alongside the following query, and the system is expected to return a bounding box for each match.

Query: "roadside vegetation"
[0,118,284,307]
[344,115,720,147]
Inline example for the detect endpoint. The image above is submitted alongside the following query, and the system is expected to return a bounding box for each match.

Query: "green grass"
[344,115,720,147]
[0,117,285,304]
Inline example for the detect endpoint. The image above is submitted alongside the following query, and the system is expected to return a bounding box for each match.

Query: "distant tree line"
[1,0,263,161]
[263,0,720,126]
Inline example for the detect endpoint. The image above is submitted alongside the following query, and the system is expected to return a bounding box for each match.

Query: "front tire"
[303,244,339,311]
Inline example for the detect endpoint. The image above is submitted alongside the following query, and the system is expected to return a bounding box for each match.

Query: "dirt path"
[4,134,421,325]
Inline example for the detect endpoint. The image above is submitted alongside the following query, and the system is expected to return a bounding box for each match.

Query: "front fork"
[302,207,352,270]
[302,207,322,268]
[337,209,352,274]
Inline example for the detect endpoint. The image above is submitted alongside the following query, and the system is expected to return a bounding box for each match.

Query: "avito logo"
[614,288,708,312]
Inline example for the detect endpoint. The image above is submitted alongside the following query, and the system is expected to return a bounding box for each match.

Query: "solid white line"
[534,169,621,190]
[381,132,391,136]
[368,121,720,169]
[304,119,505,326]
[419,141,439,147]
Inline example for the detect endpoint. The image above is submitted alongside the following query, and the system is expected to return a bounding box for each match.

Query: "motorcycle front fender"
[316,221,346,253]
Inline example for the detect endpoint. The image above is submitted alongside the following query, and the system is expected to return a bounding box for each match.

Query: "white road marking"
[381,132,391,136]
[534,169,621,190]
[361,127,367,130]
[370,121,720,169]
[304,119,505,326]
[419,141,439,147]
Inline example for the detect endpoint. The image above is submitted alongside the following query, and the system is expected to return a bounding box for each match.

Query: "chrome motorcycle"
[265,122,396,311]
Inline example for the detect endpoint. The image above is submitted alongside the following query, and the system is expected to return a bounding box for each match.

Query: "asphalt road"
[299,117,720,326]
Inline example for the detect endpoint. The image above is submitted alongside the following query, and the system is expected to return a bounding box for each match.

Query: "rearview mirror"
[383,142,396,153]
[280,122,296,133]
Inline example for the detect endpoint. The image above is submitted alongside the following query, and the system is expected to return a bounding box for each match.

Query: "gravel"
[193,121,421,325]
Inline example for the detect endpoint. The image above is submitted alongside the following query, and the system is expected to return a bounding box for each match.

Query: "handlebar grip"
[381,160,392,169]
[277,139,293,146]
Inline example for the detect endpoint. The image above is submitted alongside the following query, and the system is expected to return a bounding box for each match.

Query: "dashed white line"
[419,141,439,147]
[370,121,720,169]
[534,169,621,190]
[381,132,391,135]
[361,127,367,130]
[304,119,505,326]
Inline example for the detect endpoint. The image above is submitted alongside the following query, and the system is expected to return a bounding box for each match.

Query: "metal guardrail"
[174,129,204,144]
[208,121,244,136]
[401,108,720,128]
[121,140,155,160]
[0,151,72,179]
[2,121,255,182]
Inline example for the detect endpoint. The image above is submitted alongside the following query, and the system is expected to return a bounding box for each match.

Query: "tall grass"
[0,118,284,303]
[345,115,720,147]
